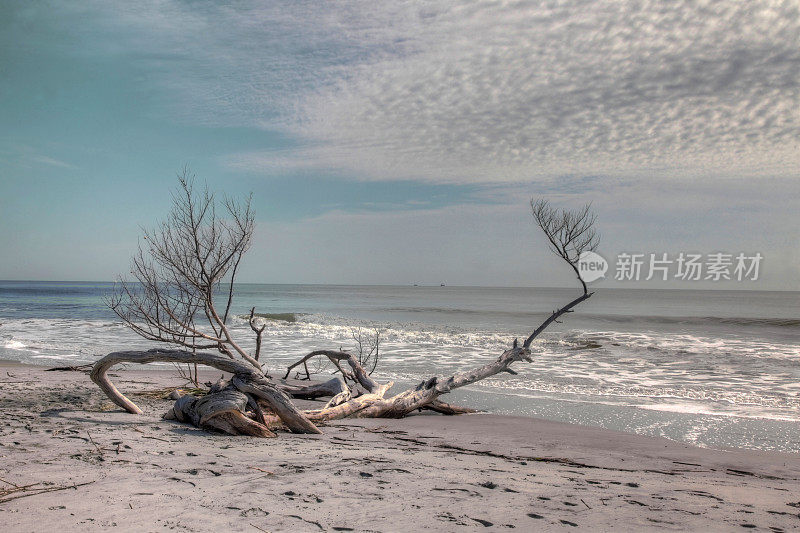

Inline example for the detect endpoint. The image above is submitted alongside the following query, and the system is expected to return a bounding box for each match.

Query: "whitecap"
[3,340,27,350]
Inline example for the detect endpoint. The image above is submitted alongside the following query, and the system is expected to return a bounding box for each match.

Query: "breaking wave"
[1,310,798,438]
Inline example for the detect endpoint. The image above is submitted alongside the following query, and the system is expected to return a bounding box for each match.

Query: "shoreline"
[4,355,799,455]
[3,280,798,456]
[2,361,800,531]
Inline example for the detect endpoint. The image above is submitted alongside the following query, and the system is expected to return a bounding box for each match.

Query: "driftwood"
[90,189,599,437]
[91,276,589,436]
[91,349,320,435]
[422,400,478,415]
[46,364,93,372]
[280,377,349,400]
[248,307,267,361]
[284,350,381,391]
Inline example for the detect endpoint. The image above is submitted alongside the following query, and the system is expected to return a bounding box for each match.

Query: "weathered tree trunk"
[94,218,595,438]
[164,387,277,437]
[421,400,478,415]
[90,346,471,435]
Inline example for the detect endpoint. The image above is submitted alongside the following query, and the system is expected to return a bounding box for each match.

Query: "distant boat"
[440,283,446,287]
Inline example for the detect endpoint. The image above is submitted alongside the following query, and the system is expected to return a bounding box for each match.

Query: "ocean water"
[1,281,798,453]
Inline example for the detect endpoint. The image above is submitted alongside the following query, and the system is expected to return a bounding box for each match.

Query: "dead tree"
[103,170,333,423]
[92,184,599,437]
[527,199,598,341]
[106,168,260,369]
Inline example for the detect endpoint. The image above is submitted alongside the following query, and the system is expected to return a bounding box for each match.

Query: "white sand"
[1,361,799,532]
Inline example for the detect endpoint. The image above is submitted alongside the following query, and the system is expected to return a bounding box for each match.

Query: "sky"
[0,1,798,290]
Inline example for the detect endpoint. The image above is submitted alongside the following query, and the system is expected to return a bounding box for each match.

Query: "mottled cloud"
[286,2,800,182]
[31,0,800,183]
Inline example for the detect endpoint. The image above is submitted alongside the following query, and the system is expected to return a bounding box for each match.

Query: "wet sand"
[1,361,799,531]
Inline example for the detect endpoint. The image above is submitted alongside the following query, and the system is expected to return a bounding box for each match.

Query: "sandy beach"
[4,1,800,531]
[0,360,798,532]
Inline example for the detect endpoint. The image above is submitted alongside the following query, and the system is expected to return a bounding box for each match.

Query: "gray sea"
[1,281,798,453]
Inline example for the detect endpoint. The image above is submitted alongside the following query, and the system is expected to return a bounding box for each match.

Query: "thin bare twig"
[86,431,104,455]
[0,481,95,504]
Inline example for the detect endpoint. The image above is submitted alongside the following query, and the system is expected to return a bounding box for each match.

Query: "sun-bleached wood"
[91,199,598,437]
[91,348,320,434]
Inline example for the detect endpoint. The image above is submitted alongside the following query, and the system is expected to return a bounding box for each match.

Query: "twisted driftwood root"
[279,377,349,400]
[91,349,321,436]
[164,387,277,437]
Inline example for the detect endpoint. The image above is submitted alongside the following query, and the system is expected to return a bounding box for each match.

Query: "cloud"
[28,154,76,169]
[0,143,76,170]
[25,1,800,183]
[287,1,800,183]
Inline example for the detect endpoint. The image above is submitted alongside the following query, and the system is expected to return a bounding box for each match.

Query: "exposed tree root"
[91,349,320,436]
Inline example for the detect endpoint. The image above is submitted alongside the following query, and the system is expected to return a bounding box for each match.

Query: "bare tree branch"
[531,198,599,294]
[524,199,598,347]
[105,168,261,370]
[248,307,267,362]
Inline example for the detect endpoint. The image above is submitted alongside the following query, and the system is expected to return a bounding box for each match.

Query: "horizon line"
[0,279,796,293]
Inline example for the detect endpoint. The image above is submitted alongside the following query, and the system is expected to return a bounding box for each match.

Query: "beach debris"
[0,478,95,504]
[45,364,93,372]
[86,431,104,456]
[468,516,494,527]
[247,467,274,476]
[168,389,184,400]
[90,176,600,438]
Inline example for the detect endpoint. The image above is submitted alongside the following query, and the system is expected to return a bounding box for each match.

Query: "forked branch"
[249,307,267,361]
